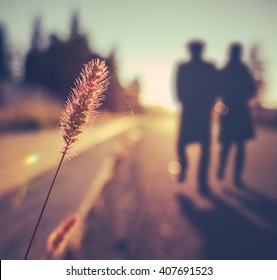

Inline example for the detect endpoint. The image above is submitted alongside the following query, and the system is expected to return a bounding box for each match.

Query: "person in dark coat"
[175,40,217,192]
[218,43,256,187]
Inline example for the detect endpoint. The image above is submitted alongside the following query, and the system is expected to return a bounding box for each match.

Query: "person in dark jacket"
[218,43,256,187]
[175,40,217,193]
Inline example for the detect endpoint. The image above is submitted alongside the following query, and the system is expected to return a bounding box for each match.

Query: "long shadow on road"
[223,187,277,228]
[176,190,277,259]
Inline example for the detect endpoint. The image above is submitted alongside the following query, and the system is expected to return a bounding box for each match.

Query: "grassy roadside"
[0,111,139,197]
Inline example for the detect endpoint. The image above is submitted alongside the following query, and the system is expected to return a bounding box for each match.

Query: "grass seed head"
[47,215,77,258]
[59,59,109,155]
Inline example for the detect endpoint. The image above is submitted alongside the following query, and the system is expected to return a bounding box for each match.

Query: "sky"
[0,0,277,109]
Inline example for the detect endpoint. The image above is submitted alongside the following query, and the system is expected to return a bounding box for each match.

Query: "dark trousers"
[218,140,245,182]
[177,139,210,186]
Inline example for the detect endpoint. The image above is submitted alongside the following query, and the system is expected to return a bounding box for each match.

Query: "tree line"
[0,14,142,113]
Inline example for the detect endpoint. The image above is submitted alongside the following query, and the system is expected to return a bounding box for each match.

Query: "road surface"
[77,111,277,260]
[1,110,277,259]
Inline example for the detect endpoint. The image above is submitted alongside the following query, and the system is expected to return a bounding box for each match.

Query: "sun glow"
[126,61,178,111]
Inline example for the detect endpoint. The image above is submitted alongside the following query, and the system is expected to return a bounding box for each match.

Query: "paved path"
[0,113,140,196]
[0,113,144,259]
[77,111,277,260]
[1,110,277,259]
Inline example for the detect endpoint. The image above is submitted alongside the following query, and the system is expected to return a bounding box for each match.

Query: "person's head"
[229,42,243,62]
[187,40,205,60]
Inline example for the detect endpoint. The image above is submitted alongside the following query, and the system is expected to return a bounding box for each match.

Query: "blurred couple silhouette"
[175,40,256,194]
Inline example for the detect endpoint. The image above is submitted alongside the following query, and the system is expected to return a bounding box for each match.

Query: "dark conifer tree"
[0,24,10,80]
[25,17,45,85]
[0,24,10,107]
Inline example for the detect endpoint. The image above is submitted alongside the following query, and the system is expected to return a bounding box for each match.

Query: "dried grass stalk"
[24,59,109,260]
[47,215,77,259]
[60,58,109,156]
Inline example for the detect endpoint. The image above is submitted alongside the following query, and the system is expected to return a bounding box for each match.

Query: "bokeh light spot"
[168,160,181,175]
[24,154,40,165]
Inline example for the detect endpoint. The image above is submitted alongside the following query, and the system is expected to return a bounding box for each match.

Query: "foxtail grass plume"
[47,215,77,259]
[60,58,109,156]
[24,59,109,260]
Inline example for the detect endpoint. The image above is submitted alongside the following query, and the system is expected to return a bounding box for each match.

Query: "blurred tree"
[25,17,45,85]
[126,78,143,113]
[0,24,10,80]
[31,17,43,50]
[44,12,94,100]
[25,13,93,100]
[61,13,93,100]
[23,14,142,112]
[249,43,266,104]
[0,23,11,107]
[70,11,80,37]
[102,49,131,112]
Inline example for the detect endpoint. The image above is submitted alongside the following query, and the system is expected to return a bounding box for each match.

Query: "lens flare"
[167,160,181,175]
[24,154,40,165]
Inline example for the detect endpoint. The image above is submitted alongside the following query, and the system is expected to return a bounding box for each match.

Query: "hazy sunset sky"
[0,0,276,109]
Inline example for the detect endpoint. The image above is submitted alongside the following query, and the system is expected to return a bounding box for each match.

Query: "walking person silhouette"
[217,43,256,187]
[175,40,217,193]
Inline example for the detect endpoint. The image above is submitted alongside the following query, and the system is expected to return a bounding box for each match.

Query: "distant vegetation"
[0,13,143,131]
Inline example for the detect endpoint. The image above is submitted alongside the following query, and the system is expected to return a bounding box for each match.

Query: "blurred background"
[0,0,277,260]
[1,0,277,115]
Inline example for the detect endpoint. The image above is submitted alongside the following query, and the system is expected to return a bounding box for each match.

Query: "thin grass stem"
[24,150,67,260]
[24,59,109,260]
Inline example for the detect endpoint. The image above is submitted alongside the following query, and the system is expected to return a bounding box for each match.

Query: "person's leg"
[217,141,231,180]
[177,139,187,182]
[199,141,210,189]
[234,140,245,187]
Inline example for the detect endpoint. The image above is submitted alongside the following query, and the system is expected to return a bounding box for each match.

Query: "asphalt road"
[77,111,277,260]
[1,110,277,260]
[0,113,142,259]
